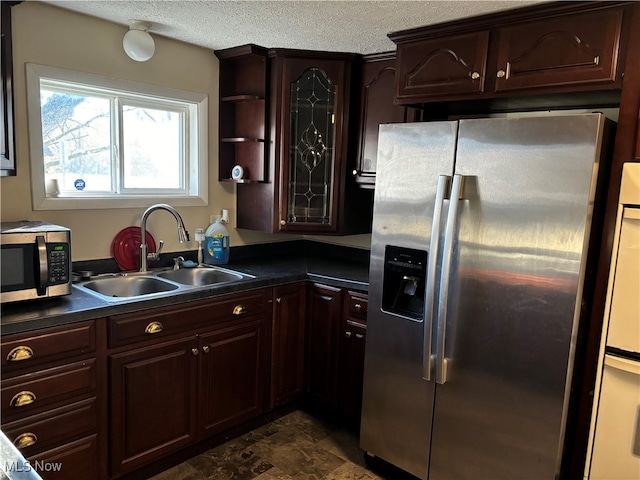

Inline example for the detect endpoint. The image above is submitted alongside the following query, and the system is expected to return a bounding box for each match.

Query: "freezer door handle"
[604,354,640,375]
[435,174,464,385]
[423,175,451,381]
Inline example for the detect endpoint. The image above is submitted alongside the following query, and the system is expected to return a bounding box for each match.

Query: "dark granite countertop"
[1,241,370,336]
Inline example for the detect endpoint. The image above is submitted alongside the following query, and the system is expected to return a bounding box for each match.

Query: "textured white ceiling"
[41,0,545,54]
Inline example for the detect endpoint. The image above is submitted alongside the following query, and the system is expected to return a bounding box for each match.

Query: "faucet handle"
[172,256,185,270]
[147,240,164,262]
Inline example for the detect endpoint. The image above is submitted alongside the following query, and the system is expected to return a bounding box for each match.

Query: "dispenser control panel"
[382,245,427,321]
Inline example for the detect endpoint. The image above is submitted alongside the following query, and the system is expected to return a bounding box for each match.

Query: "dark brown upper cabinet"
[1,2,17,176]
[354,52,421,188]
[493,8,623,94]
[215,44,269,183]
[390,2,630,105]
[234,48,372,234]
[394,32,490,103]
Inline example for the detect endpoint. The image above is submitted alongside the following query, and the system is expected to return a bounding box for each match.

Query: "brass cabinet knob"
[202,345,210,354]
[496,69,506,78]
[13,432,37,449]
[7,346,34,362]
[354,303,362,311]
[471,71,480,80]
[352,169,358,176]
[10,391,36,408]
[280,220,286,226]
[345,331,352,338]
[356,333,364,340]
[191,348,199,356]
[233,304,247,315]
[145,321,163,334]
[276,297,282,304]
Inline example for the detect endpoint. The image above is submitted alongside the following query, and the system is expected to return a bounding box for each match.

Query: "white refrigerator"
[585,162,640,480]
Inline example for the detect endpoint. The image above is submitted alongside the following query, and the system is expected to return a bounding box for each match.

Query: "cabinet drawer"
[1,359,96,421]
[108,290,269,348]
[28,434,99,480]
[3,397,97,457]
[345,290,368,323]
[1,321,96,373]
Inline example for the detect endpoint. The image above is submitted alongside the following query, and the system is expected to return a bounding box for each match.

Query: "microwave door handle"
[435,174,464,385]
[36,235,48,295]
[423,175,450,381]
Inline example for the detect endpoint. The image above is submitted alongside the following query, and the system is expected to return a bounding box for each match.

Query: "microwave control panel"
[47,243,70,285]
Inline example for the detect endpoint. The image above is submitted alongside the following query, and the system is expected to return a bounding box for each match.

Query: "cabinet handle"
[276,297,282,304]
[191,348,199,356]
[233,304,247,315]
[354,303,362,311]
[7,346,34,362]
[356,333,364,340]
[13,432,37,449]
[10,391,36,408]
[496,69,506,78]
[145,321,164,334]
[202,345,210,354]
[280,220,286,226]
[471,71,480,80]
[352,169,358,176]
[345,331,352,338]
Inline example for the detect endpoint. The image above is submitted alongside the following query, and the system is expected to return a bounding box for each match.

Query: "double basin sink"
[74,266,254,302]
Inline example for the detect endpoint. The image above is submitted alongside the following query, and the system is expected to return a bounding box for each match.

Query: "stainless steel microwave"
[1,221,72,304]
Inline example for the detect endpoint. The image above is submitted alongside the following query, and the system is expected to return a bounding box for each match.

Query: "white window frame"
[26,63,209,210]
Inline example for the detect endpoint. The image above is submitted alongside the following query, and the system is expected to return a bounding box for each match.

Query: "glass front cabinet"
[270,50,370,235]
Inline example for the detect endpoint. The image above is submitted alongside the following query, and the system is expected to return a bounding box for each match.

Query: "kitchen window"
[26,63,208,210]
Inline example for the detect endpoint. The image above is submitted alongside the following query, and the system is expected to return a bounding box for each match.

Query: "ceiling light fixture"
[123,20,155,62]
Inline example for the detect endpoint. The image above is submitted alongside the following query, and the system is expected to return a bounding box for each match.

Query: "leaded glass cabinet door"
[278,56,350,233]
[288,68,335,225]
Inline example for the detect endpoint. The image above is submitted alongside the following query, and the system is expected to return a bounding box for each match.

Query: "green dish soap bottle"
[203,219,230,265]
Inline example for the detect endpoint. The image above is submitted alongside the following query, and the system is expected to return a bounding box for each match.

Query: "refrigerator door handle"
[423,175,451,381]
[435,174,464,385]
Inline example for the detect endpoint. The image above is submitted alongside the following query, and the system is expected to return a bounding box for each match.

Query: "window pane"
[122,106,182,189]
[41,89,113,193]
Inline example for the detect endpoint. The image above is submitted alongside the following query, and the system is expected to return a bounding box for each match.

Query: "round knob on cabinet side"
[280,220,286,226]
[471,71,480,80]
[345,331,352,338]
[496,69,506,78]
[191,348,199,356]
[202,345,210,354]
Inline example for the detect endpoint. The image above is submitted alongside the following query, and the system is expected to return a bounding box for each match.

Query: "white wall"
[1,2,370,261]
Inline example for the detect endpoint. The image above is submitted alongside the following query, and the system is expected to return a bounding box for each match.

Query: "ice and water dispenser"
[381,246,427,321]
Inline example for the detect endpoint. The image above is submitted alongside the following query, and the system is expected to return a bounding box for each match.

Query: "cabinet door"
[270,283,306,408]
[277,56,351,233]
[199,317,267,437]
[28,434,99,480]
[338,320,366,423]
[395,31,489,103]
[306,283,342,408]
[355,54,419,188]
[110,337,198,476]
[493,8,623,93]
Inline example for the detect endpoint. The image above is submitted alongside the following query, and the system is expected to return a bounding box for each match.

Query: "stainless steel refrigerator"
[360,113,612,480]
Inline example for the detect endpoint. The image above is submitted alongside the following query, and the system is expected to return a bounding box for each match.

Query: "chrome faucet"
[139,204,189,272]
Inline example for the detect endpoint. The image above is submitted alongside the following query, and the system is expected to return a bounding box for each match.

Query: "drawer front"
[3,397,97,457]
[1,359,96,421]
[1,321,96,373]
[108,289,269,348]
[28,434,99,480]
[345,290,368,323]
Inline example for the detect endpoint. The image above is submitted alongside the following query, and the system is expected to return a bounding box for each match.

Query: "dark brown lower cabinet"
[109,337,199,476]
[29,434,100,480]
[306,283,343,409]
[108,294,269,478]
[270,283,307,408]
[306,283,368,424]
[199,318,267,436]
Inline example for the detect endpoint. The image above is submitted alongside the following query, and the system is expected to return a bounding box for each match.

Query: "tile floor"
[149,410,391,480]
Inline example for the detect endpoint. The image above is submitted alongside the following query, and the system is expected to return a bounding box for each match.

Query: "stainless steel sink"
[156,266,249,286]
[79,275,180,299]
